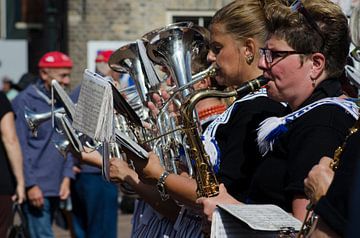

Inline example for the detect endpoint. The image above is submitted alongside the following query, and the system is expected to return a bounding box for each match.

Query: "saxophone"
[180,76,269,197]
[297,109,360,238]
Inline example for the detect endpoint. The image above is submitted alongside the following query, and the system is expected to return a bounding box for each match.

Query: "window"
[167,11,214,28]
[5,0,44,38]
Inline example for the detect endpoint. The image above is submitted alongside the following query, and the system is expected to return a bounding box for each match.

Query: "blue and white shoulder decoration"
[202,88,268,173]
[257,97,359,156]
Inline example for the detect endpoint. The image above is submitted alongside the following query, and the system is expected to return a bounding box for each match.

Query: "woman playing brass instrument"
[130,1,286,235]
[198,0,358,227]
[108,27,228,238]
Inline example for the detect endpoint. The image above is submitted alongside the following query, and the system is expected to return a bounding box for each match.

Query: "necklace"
[198,104,227,122]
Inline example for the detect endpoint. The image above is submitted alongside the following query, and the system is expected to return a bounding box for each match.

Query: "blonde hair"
[210,0,269,45]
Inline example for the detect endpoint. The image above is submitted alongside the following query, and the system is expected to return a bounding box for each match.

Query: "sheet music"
[115,128,148,160]
[217,204,301,231]
[73,69,113,141]
[211,208,241,238]
[211,208,279,238]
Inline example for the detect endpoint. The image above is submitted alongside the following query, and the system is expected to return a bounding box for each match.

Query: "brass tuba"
[142,23,211,175]
[109,41,161,104]
[180,76,269,197]
[145,22,207,99]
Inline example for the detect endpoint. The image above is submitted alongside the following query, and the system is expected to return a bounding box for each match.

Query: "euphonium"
[109,41,161,104]
[142,23,210,175]
[110,113,138,197]
[145,22,208,99]
[297,111,360,237]
[180,76,269,197]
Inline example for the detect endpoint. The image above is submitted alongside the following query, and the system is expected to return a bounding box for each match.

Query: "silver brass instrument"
[180,76,269,197]
[142,23,211,175]
[54,139,70,158]
[145,22,208,99]
[297,110,360,237]
[152,65,216,175]
[110,23,219,179]
[109,42,158,104]
[25,106,65,137]
[112,113,138,197]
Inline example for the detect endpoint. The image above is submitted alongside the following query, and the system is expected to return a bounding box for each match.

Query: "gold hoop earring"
[246,55,254,65]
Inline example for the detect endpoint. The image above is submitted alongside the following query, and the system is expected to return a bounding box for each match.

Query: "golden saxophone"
[180,76,269,197]
[297,110,360,238]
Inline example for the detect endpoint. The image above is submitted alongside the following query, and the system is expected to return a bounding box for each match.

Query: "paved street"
[53,211,133,238]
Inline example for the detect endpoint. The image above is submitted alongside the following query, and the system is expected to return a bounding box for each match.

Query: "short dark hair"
[264,0,350,78]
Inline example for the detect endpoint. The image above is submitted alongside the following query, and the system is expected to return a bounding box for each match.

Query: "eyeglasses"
[259,48,307,64]
[289,0,325,51]
[350,46,360,62]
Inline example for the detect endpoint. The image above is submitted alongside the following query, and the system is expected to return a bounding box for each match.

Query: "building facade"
[2,0,231,86]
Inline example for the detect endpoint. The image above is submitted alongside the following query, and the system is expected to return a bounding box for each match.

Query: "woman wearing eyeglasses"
[198,0,358,224]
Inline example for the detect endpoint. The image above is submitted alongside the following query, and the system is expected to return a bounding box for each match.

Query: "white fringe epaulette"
[257,116,288,156]
[256,97,359,156]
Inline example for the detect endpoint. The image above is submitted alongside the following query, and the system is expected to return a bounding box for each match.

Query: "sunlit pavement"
[53,211,133,238]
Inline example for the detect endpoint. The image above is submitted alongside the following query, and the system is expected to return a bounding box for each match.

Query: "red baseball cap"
[38,51,73,68]
[95,50,114,63]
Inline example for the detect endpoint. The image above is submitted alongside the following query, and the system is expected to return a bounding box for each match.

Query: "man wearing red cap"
[95,50,116,78]
[12,51,74,238]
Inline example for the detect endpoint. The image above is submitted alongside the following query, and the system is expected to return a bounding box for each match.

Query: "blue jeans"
[22,197,59,238]
[71,173,118,238]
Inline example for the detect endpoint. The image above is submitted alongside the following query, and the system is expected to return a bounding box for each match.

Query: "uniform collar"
[298,78,342,109]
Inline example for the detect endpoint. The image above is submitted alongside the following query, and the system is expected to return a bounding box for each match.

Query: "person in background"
[17,73,36,91]
[95,50,116,77]
[69,50,118,238]
[2,77,20,101]
[12,51,74,238]
[0,91,25,237]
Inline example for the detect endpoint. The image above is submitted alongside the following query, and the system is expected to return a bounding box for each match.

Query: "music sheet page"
[217,204,301,231]
[73,69,113,141]
[211,208,243,238]
[115,128,148,160]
